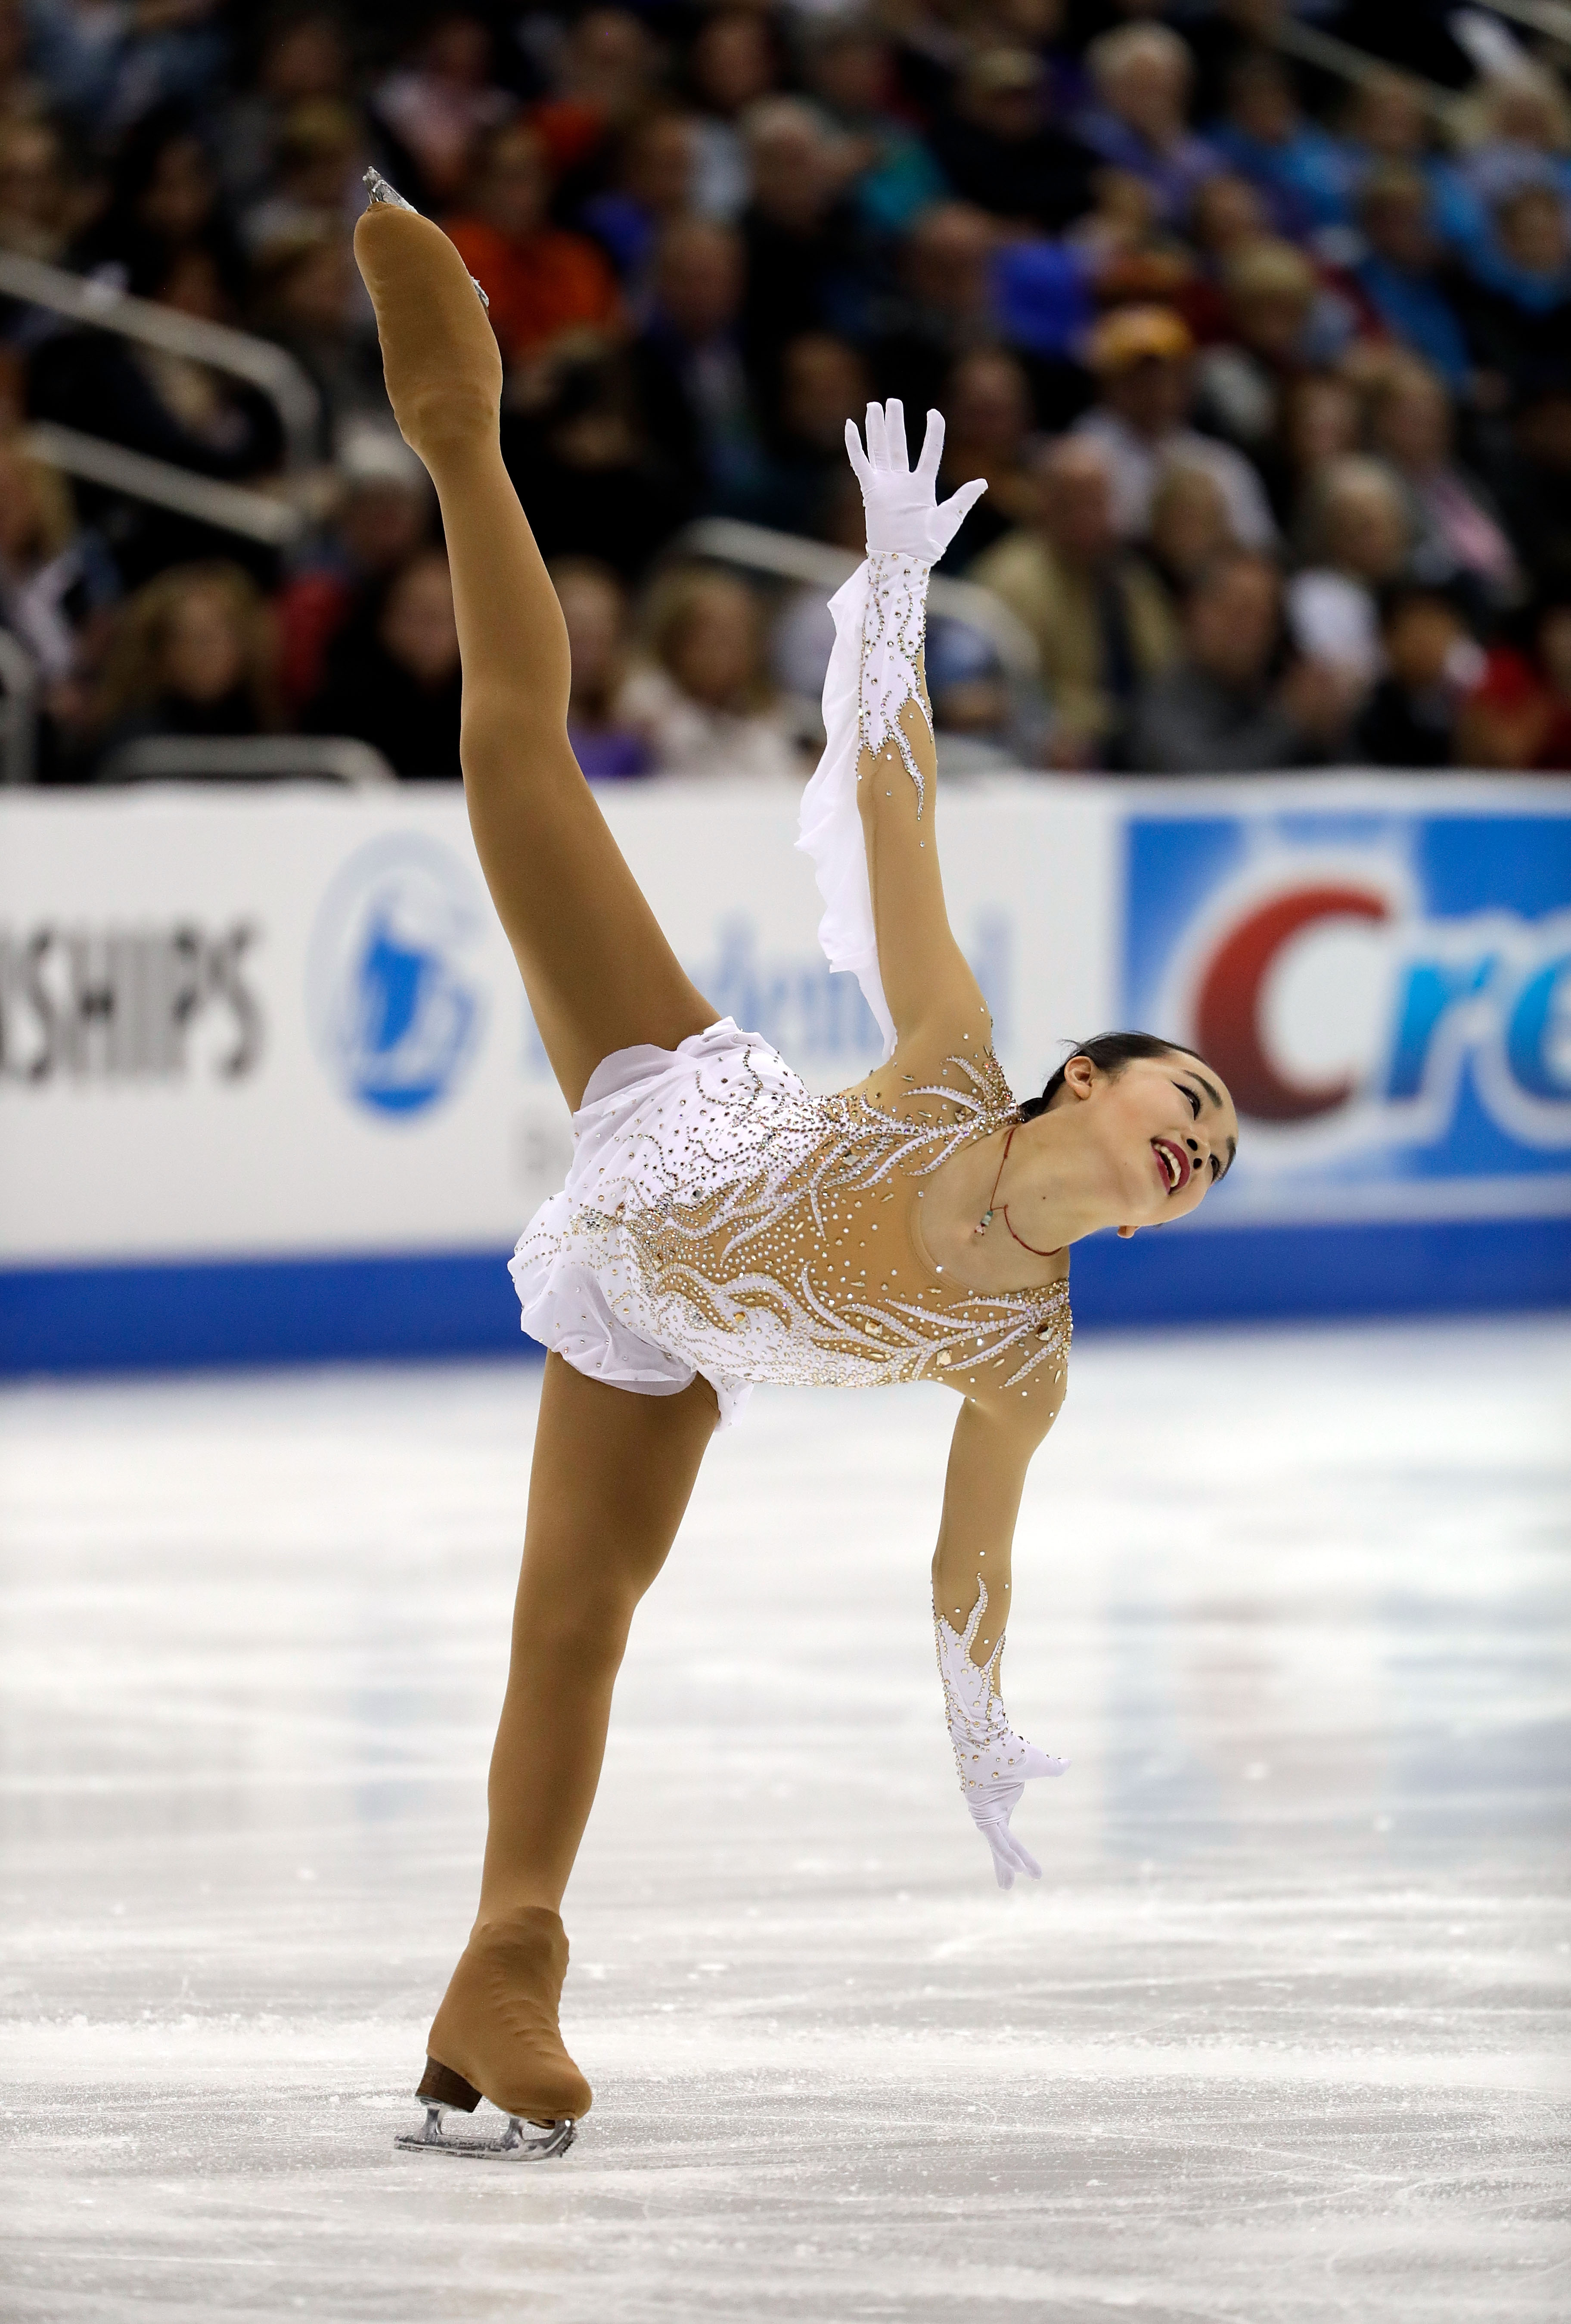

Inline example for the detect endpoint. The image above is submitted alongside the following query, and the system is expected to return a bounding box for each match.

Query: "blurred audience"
[1124,548,1345,772]
[971,435,1176,766]
[303,547,462,779]
[621,562,797,779]
[554,555,652,779]
[0,0,1565,783]
[90,560,277,774]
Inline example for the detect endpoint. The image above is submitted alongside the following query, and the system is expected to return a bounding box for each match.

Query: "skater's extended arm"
[931,1388,1069,1889]
[845,404,988,1054]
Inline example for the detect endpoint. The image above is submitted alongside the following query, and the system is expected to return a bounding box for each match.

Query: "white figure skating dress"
[510,539,1071,1426]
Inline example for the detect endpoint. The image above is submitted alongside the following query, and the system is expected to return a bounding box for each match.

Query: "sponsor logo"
[0,922,261,1083]
[307,835,484,1117]
[1127,811,1571,1215]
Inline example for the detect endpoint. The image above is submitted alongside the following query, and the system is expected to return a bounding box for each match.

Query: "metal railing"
[96,736,397,787]
[1270,19,1466,127]
[20,421,308,548]
[0,627,37,784]
[674,517,1043,682]
[0,249,322,470]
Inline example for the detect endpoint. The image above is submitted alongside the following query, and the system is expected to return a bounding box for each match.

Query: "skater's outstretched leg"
[354,202,715,1109]
[419,1357,717,2123]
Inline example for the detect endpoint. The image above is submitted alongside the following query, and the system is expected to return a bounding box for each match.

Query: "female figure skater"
[353,182,1238,2160]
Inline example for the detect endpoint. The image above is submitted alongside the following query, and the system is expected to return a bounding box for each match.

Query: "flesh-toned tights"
[355,202,720,1925]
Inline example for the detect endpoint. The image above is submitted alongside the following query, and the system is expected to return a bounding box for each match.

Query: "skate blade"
[396,2102,575,2160]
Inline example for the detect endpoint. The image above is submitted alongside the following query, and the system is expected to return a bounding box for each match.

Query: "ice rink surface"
[2,1319,1568,2323]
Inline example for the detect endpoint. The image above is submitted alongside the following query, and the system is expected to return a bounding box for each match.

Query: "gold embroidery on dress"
[537,1037,1071,1396]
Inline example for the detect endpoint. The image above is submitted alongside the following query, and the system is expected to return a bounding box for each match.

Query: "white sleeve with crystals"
[795,400,985,1064]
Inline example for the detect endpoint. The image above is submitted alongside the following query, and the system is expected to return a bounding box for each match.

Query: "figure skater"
[353,177,1239,2161]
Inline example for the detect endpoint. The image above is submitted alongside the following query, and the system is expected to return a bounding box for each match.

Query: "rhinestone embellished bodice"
[513,1023,1071,1408]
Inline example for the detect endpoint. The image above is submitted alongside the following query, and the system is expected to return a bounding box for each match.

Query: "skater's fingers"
[865,401,888,469]
[916,408,944,481]
[844,417,871,484]
[885,398,910,472]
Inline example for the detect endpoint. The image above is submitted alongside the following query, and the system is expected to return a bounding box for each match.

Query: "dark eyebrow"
[1178,1073,1237,1178]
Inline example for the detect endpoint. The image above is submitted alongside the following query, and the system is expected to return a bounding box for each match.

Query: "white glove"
[844,400,987,563]
[935,1581,1068,1890]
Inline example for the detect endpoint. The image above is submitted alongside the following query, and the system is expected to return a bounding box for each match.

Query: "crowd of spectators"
[3,0,1571,783]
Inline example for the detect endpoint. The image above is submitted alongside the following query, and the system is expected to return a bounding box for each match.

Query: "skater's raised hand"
[844,400,987,563]
[935,1581,1068,1891]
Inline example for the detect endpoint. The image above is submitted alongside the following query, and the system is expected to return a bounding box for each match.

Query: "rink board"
[2,775,1568,1371]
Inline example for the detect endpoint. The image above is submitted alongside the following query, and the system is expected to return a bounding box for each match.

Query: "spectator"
[248,226,384,457]
[800,15,947,239]
[273,446,434,715]
[1275,369,1363,532]
[1354,583,1484,767]
[1195,238,1326,460]
[304,548,463,779]
[528,9,661,185]
[928,46,1096,232]
[91,561,278,773]
[1210,52,1350,243]
[621,563,798,779]
[1288,455,1412,694]
[970,435,1177,765]
[1077,23,1222,228]
[221,9,354,213]
[372,12,512,209]
[738,98,867,392]
[1353,165,1472,396]
[580,110,699,293]
[1458,594,1571,770]
[626,217,765,516]
[758,331,871,535]
[502,344,687,582]
[1442,68,1571,258]
[1071,304,1276,545]
[1490,377,1571,598]
[1124,548,1344,772]
[1175,168,1272,342]
[72,99,245,302]
[1140,459,1237,598]
[0,115,77,264]
[0,439,117,761]
[1366,358,1519,611]
[1458,177,1571,378]
[935,347,1039,567]
[553,556,652,778]
[871,201,1000,415]
[1333,72,1437,202]
[686,9,782,225]
[444,120,622,369]
[527,9,660,192]
[239,95,366,259]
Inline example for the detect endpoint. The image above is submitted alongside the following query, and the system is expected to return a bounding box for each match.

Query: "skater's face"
[1051,1050,1236,1233]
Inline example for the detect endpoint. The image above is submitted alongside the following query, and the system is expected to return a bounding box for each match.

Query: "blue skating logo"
[307,834,484,1115]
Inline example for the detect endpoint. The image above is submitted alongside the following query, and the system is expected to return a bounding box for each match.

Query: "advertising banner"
[1,775,1565,1371]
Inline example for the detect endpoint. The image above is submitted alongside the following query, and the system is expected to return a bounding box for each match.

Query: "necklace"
[974,1125,1062,1257]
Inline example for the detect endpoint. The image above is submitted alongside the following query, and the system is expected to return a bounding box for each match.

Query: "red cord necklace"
[974,1124,1062,1258]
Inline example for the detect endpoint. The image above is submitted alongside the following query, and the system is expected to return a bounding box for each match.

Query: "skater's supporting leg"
[354,204,714,1109]
[477,1356,718,1921]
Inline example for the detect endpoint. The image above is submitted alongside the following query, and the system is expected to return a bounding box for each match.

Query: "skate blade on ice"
[395,2102,576,2160]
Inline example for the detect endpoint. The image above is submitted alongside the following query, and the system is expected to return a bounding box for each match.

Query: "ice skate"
[354,170,503,467]
[395,1905,591,2159]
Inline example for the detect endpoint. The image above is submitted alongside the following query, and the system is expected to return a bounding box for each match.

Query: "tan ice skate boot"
[396,1906,591,2159]
[353,175,503,468]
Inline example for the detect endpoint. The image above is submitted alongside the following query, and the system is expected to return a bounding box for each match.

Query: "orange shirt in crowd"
[444,215,622,366]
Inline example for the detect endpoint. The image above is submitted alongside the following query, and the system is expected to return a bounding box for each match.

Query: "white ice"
[1,1320,1569,2322]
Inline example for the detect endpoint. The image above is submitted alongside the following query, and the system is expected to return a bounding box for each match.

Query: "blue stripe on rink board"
[1,1218,1568,1375]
